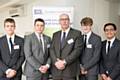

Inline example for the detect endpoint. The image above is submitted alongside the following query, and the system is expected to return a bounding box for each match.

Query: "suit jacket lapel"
[4,36,11,56]
[103,41,107,55]
[55,31,61,57]
[11,35,17,56]
[32,33,42,50]
[108,39,117,55]
[58,31,61,51]
[88,32,94,44]
[43,35,48,52]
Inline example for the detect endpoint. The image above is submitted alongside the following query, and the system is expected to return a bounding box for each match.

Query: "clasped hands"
[6,69,16,78]
[39,65,49,74]
[101,74,112,80]
[55,58,66,70]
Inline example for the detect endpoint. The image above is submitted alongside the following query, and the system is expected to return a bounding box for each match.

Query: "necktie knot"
[84,35,87,41]
[9,37,13,46]
[108,41,111,44]
[63,32,66,37]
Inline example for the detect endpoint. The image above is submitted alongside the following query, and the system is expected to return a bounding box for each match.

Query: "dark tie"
[61,32,66,49]
[84,35,87,48]
[39,36,44,53]
[9,37,13,52]
[107,41,111,53]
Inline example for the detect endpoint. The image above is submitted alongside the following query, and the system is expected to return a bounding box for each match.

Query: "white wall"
[0,0,120,39]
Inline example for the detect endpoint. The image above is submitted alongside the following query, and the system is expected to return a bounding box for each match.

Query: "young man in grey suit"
[50,13,83,80]
[0,18,25,80]
[100,23,120,80]
[24,18,51,80]
[79,17,101,80]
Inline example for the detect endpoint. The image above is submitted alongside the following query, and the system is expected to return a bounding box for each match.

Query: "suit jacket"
[50,28,83,78]
[100,38,120,80]
[80,32,101,75]
[0,35,25,79]
[24,33,51,77]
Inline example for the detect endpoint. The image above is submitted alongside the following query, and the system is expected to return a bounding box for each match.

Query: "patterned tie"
[61,32,66,49]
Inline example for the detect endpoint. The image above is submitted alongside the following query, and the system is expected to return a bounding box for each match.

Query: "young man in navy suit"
[79,17,101,80]
[100,23,120,80]
[0,18,25,80]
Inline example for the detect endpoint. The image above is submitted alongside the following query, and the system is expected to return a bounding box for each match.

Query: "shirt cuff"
[46,64,50,68]
[63,59,67,65]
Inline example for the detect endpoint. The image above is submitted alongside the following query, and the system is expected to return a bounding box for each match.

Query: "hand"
[54,58,65,70]
[81,69,87,75]
[80,66,87,75]
[101,74,107,80]
[39,65,49,74]
[6,69,16,78]
[107,76,112,80]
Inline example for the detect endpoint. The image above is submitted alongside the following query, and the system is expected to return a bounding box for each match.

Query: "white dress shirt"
[106,37,115,53]
[6,34,15,52]
[84,31,92,44]
[61,27,70,41]
[35,32,45,53]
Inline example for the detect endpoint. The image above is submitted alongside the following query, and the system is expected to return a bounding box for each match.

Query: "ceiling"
[0,0,119,9]
[0,0,11,5]
[0,0,35,10]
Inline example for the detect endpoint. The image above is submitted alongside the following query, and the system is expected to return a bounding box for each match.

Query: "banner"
[33,7,74,37]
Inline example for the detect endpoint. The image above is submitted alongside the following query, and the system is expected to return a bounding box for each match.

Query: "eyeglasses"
[104,29,115,32]
[60,18,69,21]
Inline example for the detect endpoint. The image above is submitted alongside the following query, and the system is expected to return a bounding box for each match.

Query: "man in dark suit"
[100,23,120,80]
[50,13,83,80]
[24,18,51,80]
[79,17,101,80]
[0,18,25,80]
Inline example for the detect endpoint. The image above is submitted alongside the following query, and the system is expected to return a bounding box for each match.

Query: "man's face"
[81,24,92,34]
[104,25,116,39]
[4,22,15,36]
[34,21,44,34]
[59,14,70,31]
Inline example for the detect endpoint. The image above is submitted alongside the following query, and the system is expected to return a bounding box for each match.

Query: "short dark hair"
[34,18,45,25]
[104,23,117,31]
[80,17,93,26]
[4,18,15,27]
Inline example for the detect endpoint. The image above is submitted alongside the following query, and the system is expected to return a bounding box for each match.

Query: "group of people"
[0,13,120,80]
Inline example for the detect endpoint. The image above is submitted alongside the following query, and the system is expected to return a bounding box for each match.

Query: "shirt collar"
[107,37,115,44]
[6,34,15,43]
[61,27,70,36]
[84,31,92,39]
[35,32,43,39]
[6,34,15,39]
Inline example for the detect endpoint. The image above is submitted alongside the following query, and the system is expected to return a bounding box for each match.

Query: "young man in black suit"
[100,23,120,80]
[0,18,25,80]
